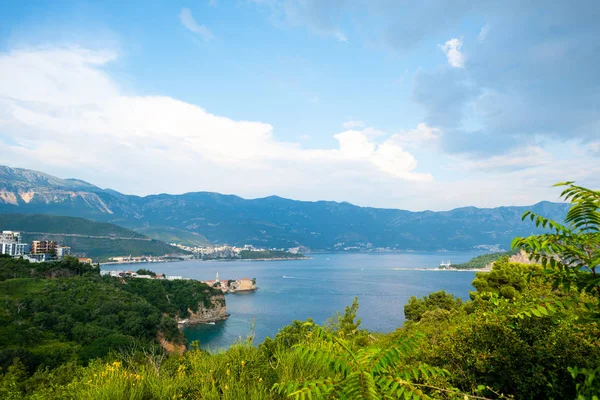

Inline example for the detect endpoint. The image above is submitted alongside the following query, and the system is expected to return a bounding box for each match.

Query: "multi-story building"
[56,246,71,259]
[31,240,59,255]
[0,231,28,256]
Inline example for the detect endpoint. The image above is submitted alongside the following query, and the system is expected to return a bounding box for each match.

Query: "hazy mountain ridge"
[0,165,570,250]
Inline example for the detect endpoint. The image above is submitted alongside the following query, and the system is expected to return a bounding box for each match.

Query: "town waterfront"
[104,251,485,349]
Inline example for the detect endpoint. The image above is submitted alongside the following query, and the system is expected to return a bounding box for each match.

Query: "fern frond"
[274,377,340,399]
[339,371,381,400]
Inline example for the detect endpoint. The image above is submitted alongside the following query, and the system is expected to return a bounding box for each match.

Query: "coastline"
[392,267,490,272]
[100,256,309,266]
[240,257,310,261]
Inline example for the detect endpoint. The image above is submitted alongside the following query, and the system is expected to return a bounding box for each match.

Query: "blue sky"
[0,0,599,210]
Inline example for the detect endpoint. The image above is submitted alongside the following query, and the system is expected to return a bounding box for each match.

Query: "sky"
[0,0,599,211]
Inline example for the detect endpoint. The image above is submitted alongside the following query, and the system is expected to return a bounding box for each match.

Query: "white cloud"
[454,146,551,171]
[3,45,596,211]
[334,32,348,42]
[389,123,440,148]
[478,24,491,42]
[439,38,465,68]
[309,95,320,104]
[342,120,365,129]
[179,8,215,41]
[0,46,432,201]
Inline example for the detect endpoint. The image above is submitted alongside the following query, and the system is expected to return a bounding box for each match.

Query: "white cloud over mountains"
[0,46,432,202]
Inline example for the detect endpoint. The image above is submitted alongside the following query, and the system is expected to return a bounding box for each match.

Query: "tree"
[470,257,541,299]
[404,291,463,322]
[136,269,156,277]
[512,182,600,297]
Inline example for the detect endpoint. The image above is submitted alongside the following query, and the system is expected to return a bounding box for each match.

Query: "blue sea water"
[105,251,484,349]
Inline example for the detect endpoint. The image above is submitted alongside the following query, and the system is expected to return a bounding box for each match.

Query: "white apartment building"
[56,246,71,259]
[0,231,28,256]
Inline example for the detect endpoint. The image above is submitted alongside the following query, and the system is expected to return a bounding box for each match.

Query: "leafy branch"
[512,182,600,296]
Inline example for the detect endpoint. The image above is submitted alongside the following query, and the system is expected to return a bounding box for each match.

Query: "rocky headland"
[177,293,230,325]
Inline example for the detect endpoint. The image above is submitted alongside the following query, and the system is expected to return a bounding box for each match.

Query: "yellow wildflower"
[226,369,230,375]
[241,360,246,367]
[259,378,263,382]
[224,385,229,390]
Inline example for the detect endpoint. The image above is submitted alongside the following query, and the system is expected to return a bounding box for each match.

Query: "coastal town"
[0,228,305,265]
[170,243,307,260]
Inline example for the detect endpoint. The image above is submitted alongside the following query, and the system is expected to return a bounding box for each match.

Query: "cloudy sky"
[0,0,599,210]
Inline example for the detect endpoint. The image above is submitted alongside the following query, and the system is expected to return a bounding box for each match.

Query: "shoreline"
[392,267,490,272]
[239,257,310,261]
[100,257,309,266]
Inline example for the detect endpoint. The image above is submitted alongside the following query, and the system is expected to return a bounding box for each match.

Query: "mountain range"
[0,165,569,251]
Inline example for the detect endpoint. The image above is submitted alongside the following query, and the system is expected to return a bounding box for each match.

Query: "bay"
[104,251,484,349]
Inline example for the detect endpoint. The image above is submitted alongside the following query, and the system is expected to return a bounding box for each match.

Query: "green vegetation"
[239,250,305,260]
[135,269,156,276]
[0,214,147,238]
[404,291,463,322]
[1,182,600,399]
[133,226,212,247]
[0,256,220,380]
[0,213,185,260]
[446,249,518,270]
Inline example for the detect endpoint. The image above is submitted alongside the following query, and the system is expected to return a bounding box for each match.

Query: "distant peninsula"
[440,249,519,271]
[239,250,307,260]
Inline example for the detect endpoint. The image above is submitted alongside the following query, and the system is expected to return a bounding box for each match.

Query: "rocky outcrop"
[178,294,229,325]
[157,332,185,354]
[227,278,257,293]
[509,250,537,265]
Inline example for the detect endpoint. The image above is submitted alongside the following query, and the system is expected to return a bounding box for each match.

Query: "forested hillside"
[0,255,220,375]
[0,214,185,260]
[133,226,212,247]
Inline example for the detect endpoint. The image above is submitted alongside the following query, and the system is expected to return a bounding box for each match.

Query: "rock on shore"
[178,294,230,325]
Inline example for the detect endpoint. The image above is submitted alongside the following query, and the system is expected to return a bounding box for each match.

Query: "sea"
[103,251,485,350]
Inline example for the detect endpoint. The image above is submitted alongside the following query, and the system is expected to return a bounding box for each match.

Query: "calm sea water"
[104,252,483,349]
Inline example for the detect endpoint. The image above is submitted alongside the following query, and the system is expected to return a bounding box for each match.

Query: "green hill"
[133,226,212,247]
[447,249,519,270]
[0,214,186,261]
[0,256,220,373]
